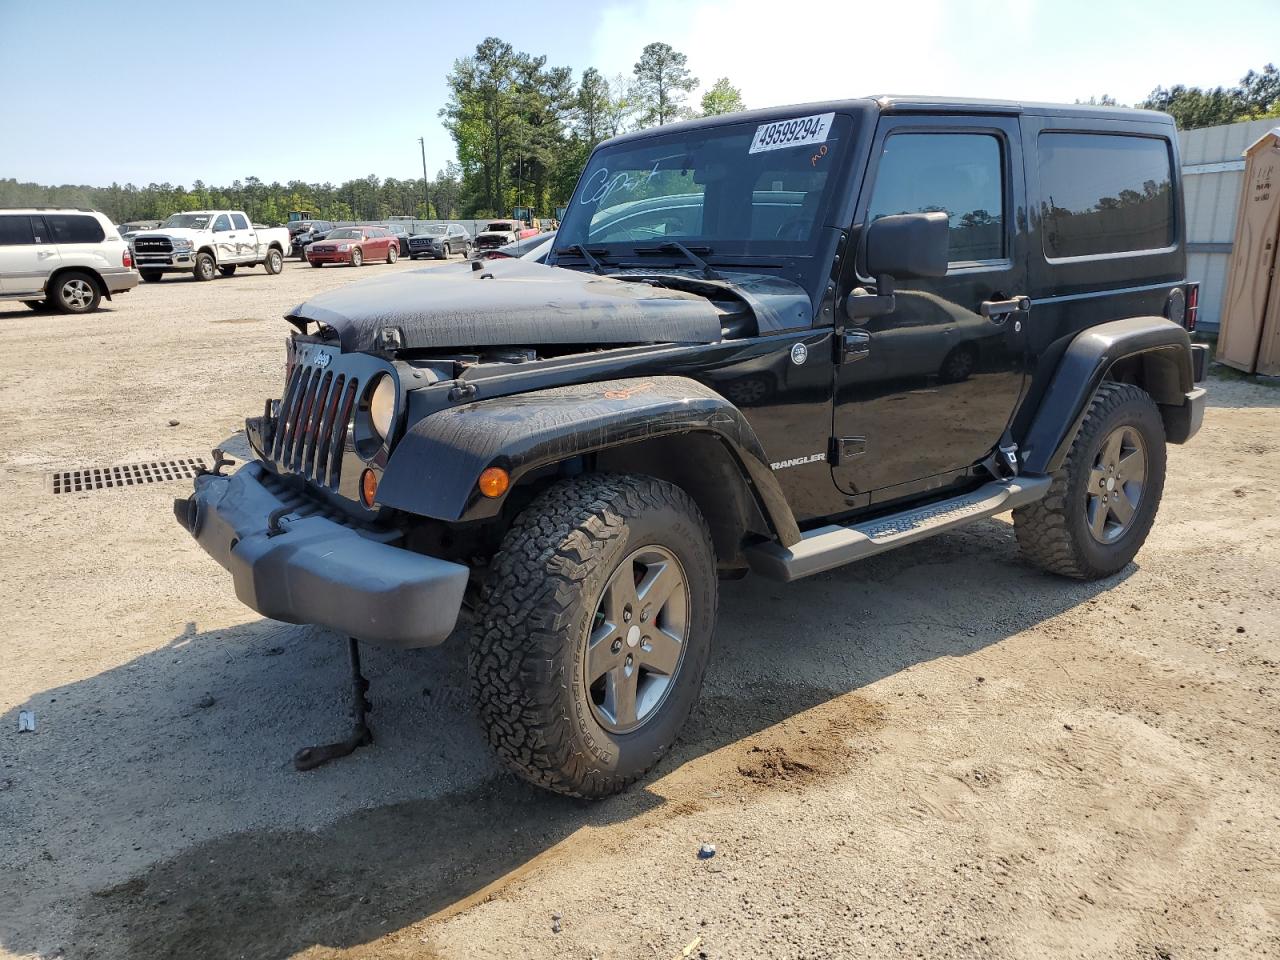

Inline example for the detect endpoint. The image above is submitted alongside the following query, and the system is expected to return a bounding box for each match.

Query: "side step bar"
[746,476,1052,582]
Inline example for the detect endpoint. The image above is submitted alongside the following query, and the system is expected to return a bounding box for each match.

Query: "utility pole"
[418,137,431,219]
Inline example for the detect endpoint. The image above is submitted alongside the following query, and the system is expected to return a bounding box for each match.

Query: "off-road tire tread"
[1013,382,1164,579]
[469,473,715,798]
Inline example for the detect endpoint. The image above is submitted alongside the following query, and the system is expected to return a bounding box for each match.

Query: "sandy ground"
[1,261,1277,960]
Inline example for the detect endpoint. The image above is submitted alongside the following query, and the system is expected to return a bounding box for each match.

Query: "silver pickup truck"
[132,210,290,282]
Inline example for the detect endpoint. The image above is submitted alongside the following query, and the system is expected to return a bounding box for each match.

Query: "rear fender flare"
[377,375,802,546]
[1020,316,1193,475]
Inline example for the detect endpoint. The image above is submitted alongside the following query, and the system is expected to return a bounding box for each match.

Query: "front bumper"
[175,461,469,648]
[307,250,353,264]
[135,252,195,270]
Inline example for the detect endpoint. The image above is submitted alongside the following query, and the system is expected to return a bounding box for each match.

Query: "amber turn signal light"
[360,468,379,508]
[477,467,510,499]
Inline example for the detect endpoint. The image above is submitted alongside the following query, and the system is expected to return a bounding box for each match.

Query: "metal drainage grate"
[49,457,208,495]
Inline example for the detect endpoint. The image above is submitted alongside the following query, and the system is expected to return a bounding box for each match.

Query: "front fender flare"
[1021,316,1193,475]
[376,375,802,546]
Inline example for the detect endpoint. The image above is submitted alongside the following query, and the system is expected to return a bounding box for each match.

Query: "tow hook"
[265,505,294,538]
[196,446,236,478]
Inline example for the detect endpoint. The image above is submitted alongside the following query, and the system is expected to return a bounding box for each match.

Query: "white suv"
[0,209,140,313]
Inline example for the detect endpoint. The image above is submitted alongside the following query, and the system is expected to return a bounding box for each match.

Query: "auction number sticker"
[749,112,834,154]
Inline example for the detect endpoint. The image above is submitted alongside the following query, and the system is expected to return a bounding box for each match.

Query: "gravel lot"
[1,260,1277,960]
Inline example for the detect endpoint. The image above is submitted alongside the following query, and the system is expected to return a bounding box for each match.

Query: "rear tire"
[470,474,718,798]
[1014,382,1166,580]
[51,271,101,313]
[264,248,284,274]
[193,253,216,281]
[219,265,237,277]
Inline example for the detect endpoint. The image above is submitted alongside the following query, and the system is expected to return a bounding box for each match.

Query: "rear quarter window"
[1038,133,1175,259]
[45,214,106,245]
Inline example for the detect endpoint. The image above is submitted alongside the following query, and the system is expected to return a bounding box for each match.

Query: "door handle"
[841,329,871,363]
[980,295,1031,320]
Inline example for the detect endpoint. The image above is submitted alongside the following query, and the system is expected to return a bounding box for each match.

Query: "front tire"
[1014,382,1167,580]
[193,253,216,281]
[51,271,101,313]
[350,247,363,268]
[470,474,718,798]
[141,270,163,283]
[309,260,323,268]
[386,245,398,264]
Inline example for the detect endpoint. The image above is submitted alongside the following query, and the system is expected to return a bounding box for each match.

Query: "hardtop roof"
[597,95,1173,150]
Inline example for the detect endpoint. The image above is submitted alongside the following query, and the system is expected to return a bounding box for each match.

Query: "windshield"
[420,225,447,235]
[325,228,361,240]
[556,112,851,268]
[288,221,314,233]
[484,222,514,232]
[162,213,212,230]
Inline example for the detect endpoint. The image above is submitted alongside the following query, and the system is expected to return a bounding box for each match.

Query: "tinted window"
[213,214,232,231]
[231,213,249,230]
[0,215,35,246]
[1038,133,1175,259]
[45,214,106,245]
[867,133,1005,263]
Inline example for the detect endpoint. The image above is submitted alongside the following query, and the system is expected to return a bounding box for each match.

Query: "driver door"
[832,115,1029,499]
[212,214,236,262]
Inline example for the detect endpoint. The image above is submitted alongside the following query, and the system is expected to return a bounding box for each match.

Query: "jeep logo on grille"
[314,352,330,369]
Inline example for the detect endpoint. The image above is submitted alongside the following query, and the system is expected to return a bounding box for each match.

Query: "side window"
[0,215,35,246]
[45,214,106,245]
[231,214,249,230]
[866,132,1005,264]
[1038,133,1175,259]
[212,214,232,232]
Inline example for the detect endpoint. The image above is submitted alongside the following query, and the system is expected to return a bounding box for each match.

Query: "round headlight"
[369,374,396,440]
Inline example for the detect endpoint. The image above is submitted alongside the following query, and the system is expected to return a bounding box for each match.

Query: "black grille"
[270,363,357,489]
[475,236,504,249]
[134,237,173,253]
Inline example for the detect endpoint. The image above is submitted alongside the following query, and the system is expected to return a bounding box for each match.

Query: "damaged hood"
[286,257,727,353]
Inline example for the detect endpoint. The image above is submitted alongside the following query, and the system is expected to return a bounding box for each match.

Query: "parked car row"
[0,206,551,313]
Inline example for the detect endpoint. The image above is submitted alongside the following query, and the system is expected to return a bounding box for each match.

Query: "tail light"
[1185,282,1199,331]
[122,247,133,269]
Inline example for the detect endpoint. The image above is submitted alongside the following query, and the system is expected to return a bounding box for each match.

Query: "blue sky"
[0,0,1272,188]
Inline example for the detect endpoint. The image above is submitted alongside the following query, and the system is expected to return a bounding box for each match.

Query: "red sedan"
[307,226,399,268]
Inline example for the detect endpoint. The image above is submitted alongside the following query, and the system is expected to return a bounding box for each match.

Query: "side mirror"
[847,212,950,322]
[865,212,949,279]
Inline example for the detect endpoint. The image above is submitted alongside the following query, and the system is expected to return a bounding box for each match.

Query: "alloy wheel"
[61,278,94,310]
[1085,424,1147,543]
[584,545,690,734]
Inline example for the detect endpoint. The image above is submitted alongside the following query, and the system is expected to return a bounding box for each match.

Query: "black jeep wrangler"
[177,96,1207,797]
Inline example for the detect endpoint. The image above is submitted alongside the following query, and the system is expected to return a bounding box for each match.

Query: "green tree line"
[1081,62,1280,130]
[0,167,465,227]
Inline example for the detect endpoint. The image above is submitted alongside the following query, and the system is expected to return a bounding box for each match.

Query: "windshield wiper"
[634,241,724,281]
[554,243,608,274]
